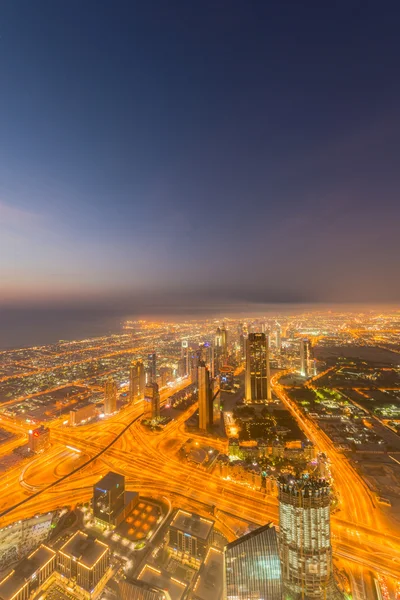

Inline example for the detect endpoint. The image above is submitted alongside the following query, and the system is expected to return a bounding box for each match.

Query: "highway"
[0,372,399,589]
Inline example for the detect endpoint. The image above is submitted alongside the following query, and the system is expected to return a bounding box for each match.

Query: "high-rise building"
[214,326,225,373]
[28,426,50,454]
[239,333,247,360]
[224,523,282,600]
[221,326,228,356]
[198,361,213,431]
[129,360,145,402]
[177,357,187,378]
[299,338,309,377]
[181,340,189,376]
[219,366,234,391]
[104,376,117,415]
[275,324,282,350]
[144,382,160,420]
[200,342,212,369]
[279,477,342,599]
[212,380,221,425]
[93,471,125,525]
[245,333,271,403]
[147,352,157,384]
[215,327,223,349]
[300,338,315,378]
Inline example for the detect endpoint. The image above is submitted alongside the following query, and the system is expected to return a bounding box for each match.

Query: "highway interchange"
[0,374,400,597]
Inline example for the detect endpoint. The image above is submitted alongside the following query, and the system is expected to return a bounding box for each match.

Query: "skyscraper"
[279,477,342,599]
[224,523,282,600]
[245,332,271,403]
[104,376,117,415]
[240,333,247,360]
[129,360,145,402]
[300,338,313,377]
[198,361,213,431]
[144,382,160,420]
[275,324,282,350]
[147,352,157,384]
[181,340,189,376]
[221,326,228,356]
[215,327,223,349]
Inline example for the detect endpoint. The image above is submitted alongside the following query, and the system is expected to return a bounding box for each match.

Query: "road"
[0,372,399,588]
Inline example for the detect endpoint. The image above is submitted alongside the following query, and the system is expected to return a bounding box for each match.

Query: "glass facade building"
[129,360,145,402]
[224,523,282,600]
[245,332,271,403]
[93,471,125,525]
[279,477,342,599]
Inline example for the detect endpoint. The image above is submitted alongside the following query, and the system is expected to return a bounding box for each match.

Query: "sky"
[1,0,400,314]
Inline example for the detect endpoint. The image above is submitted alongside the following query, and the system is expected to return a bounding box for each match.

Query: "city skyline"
[1,2,400,598]
[0,311,399,598]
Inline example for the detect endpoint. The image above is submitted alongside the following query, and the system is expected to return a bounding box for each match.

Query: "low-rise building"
[69,403,97,426]
[168,510,214,566]
[58,531,109,594]
[0,545,56,600]
[118,578,166,600]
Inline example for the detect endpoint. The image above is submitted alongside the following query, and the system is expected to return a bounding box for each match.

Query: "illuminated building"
[137,565,187,600]
[192,547,224,600]
[93,471,138,528]
[69,402,97,426]
[224,523,282,600]
[221,326,228,355]
[147,352,157,383]
[58,531,109,595]
[245,333,271,403]
[0,545,56,600]
[198,361,213,431]
[200,341,212,371]
[215,327,223,349]
[118,578,166,600]
[181,340,189,376]
[278,477,341,599]
[160,366,172,387]
[130,360,145,402]
[275,324,282,350]
[299,338,316,378]
[211,343,216,377]
[212,379,221,425]
[219,366,234,390]
[144,382,160,419]
[93,471,125,525]
[28,426,50,454]
[214,327,223,374]
[240,333,247,359]
[168,510,214,566]
[177,357,187,378]
[104,376,117,415]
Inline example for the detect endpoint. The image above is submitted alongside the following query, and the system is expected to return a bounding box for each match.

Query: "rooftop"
[60,531,109,568]
[95,471,125,491]
[170,510,214,541]
[137,565,186,600]
[225,523,276,551]
[0,545,55,600]
[191,547,223,600]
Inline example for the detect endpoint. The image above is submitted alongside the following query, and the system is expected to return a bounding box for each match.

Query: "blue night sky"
[1,1,400,310]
